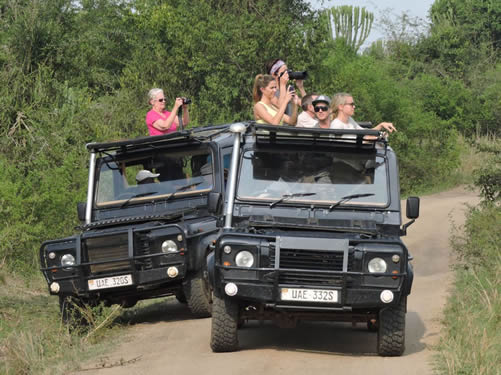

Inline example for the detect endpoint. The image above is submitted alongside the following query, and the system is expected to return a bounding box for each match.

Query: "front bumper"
[40,224,187,298]
[213,234,410,311]
[215,267,404,310]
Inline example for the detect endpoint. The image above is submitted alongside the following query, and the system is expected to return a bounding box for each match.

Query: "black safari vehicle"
[40,125,234,321]
[209,123,420,356]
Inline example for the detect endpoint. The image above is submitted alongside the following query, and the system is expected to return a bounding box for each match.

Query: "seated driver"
[135,169,160,185]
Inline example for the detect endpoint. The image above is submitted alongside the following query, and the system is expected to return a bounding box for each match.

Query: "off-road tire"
[210,294,239,352]
[183,270,212,318]
[59,294,86,327]
[377,297,406,356]
[175,289,187,304]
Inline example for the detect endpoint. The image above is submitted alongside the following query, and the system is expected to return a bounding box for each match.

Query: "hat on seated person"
[312,95,331,106]
[136,170,160,183]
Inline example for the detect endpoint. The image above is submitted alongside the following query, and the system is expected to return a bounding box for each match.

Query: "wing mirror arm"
[400,219,415,236]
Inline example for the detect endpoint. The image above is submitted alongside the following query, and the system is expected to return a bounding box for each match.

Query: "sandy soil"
[75,187,479,375]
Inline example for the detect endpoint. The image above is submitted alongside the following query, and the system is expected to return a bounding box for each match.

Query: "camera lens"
[287,70,308,80]
[182,98,192,105]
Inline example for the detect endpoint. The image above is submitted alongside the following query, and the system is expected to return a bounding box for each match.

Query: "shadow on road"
[236,310,427,356]
[239,320,378,355]
[116,297,199,325]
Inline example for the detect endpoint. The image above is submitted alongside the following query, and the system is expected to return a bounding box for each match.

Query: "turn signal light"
[223,261,231,266]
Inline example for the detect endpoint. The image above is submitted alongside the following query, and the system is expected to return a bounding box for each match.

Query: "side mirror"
[208,192,222,214]
[77,202,86,222]
[406,197,420,219]
[401,196,420,236]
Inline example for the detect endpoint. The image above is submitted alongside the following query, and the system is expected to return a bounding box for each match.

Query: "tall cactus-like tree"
[323,5,374,52]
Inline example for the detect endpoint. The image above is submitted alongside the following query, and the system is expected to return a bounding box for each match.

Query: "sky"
[308,0,436,49]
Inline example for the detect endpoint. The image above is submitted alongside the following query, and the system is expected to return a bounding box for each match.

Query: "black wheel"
[120,298,138,309]
[175,289,187,304]
[377,297,406,356]
[183,269,212,318]
[210,294,239,352]
[59,294,87,326]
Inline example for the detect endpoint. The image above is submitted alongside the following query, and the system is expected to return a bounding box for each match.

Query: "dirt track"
[76,187,478,375]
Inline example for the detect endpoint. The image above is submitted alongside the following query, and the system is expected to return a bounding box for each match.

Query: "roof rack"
[250,123,387,148]
[86,123,232,153]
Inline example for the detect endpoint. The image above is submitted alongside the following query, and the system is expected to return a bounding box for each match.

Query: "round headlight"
[161,240,178,253]
[61,254,75,268]
[235,250,254,267]
[368,257,387,273]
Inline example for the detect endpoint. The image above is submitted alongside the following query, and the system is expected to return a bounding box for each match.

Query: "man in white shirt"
[312,95,332,129]
[296,93,318,128]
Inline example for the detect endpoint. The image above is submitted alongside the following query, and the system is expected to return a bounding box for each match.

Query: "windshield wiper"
[120,191,158,208]
[328,193,375,211]
[269,192,316,208]
[166,181,203,202]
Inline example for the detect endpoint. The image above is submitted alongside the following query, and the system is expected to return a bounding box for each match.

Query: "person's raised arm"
[254,90,293,125]
[295,79,306,98]
[152,98,183,131]
[283,88,298,125]
[182,102,190,127]
[373,122,396,133]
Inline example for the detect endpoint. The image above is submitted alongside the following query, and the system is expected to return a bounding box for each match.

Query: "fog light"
[48,252,56,260]
[380,290,394,303]
[392,254,400,263]
[167,267,179,278]
[223,245,232,254]
[225,282,238,296]
[50,282,60,293]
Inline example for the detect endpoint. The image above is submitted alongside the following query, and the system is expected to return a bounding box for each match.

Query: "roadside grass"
[0,273,132,375]
[434,203,501,375]
[404,134,488,198]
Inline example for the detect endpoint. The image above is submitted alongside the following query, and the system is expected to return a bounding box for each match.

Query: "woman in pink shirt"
[145,88,190,136]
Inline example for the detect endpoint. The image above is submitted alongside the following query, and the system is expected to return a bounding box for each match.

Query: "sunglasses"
[157,98,167,103]
[314,106,329,112]
[344,102,355,107]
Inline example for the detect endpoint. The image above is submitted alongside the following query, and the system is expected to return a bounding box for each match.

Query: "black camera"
[287,70,308,80]
[182,97,192,105]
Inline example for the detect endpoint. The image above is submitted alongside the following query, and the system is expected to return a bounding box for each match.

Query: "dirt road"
[77,187,478,375]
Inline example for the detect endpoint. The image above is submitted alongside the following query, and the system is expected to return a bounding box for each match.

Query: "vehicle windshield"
[237,148,388,206]
[95,146,214,206]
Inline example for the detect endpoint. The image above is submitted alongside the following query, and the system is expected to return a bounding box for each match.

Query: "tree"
[322,5,374,53]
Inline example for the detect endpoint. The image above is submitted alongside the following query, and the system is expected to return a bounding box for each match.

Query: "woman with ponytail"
[252,74,297,126]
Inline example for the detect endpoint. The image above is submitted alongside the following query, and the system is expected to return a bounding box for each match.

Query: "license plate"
[281,288,338,303]
[88,274,133,291]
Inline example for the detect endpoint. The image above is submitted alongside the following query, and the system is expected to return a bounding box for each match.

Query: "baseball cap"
[312,95,331,106]
[136,170,160,182]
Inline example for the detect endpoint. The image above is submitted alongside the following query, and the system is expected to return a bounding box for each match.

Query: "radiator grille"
[270,247,353,286]
[85,234,130,273]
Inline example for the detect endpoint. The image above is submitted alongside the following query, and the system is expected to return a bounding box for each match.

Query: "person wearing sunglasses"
[265,59,305,125]
[330,92,396,134]
[312,95,332,129]
[253,74,297,126]
[145,88,190,136]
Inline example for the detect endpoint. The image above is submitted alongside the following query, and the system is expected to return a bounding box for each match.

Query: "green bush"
[436,203,501,374]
